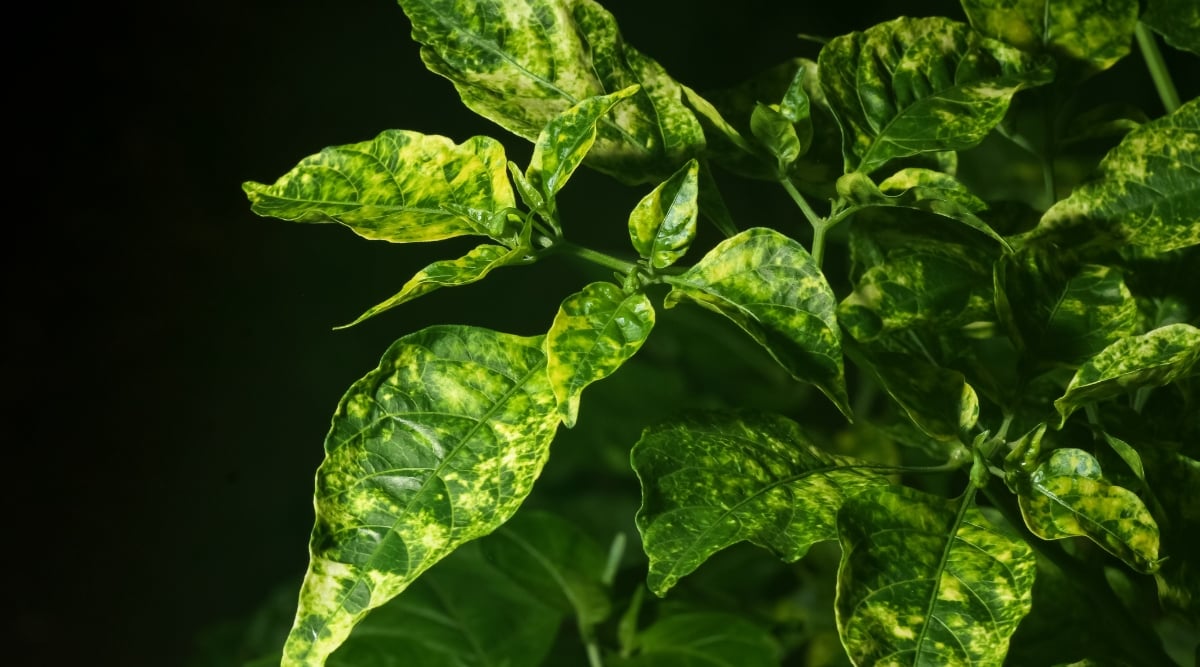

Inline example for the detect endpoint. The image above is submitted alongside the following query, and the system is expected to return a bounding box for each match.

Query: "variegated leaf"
[627,159,700,269]
[750,102,803,166]
[818,16,1053,174]
[1143,0,1200,56]
[665,228,851,417]
[961,0,1139,72]
[620,612,781,667]
[243,130,513,242]
[545,282,654,427]
[527,86,639,203]
[852,346,980,441]
[1030,99,1200,256]
[632,411,885,596]
[282,326,561,666]
[1055,323,1200,425]
[399,0,704,184]
[837,485,1037,666]
[1018,448,1161,572]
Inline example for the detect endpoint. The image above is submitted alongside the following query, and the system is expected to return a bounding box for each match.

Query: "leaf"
[818,16,1053,174]
[850,345,980,441]
[632,411,885,596]
[1029,99,1200,257]
[1143,0,1200,56]
[627,159,700,269]
[243,130,514,242]
[1055,323,1200,425]
[281,326,561,666]
[836,485,1037,666]
[338,244,527,328]
[750,102,802,166]
[1017,448,1162,572]
[961,0,1139,72]
[399,0,704,184]
[617,612,781,667]
[665,228,851,417]
[545,282,655,427]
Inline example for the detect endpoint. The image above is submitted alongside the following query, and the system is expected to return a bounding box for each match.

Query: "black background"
[9,1,1192,665]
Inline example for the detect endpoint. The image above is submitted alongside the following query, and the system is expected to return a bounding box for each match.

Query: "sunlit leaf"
[1018,448,1162,572]
[665,228,851,416]
[750,102,802,166]
[282,326,560,666]
[851,345,980,441]
[1055,323,1200,425]
[243,130,513,242]
[618,612,781,667]
[632,411,885,596]
[1143,0,1200,56]
[961,0,1139,72]
[818,16,1053,174]
[837,485,1037,666]
[627,159,700,269]
[527,86,640,203]
[546,282,655,427]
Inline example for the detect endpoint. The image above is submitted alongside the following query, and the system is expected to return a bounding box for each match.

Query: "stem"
[554,241,640,275]
[1041,88,1059,207]
[779,175,823,228]
[1135,22,1181,114]
[811,221,830,268]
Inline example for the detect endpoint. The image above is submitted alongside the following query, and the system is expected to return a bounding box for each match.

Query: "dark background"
[9,1,1191,665]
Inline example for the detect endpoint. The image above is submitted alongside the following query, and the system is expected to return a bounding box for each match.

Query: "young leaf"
[1029,99,1200,257]
[545,282,655,427]
[665,228,851,417]
[632,411,885,596]
[282,326,561,666]
[243,130,513,242]
[818,16,1053,174]
[836,485,1037,666]
[850,345,980,441]
[1142,0,1200,56]
[750,102,802,166]
[617,612,781,667]
[1054,323,1200,425]
[961,0,1139,72]
[398,0,704,184]
[1017,448,1162,572]
[627,159,700,269]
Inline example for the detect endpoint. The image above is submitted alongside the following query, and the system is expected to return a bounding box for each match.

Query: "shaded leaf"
[961,0,1139,72]
[627,159,700,269]
[632,411,885,596]
[617,612,781,667]
[818,16,1053,174]
[665,228,850,416]
[836,485,1036,666]
[282,326,560,666]
[1055,323,1200,425]
[546,282,655,427]
[1142,0,1200,56]
[1017,448,1161,572]
[851,344,980,441]
[243,130,513,242]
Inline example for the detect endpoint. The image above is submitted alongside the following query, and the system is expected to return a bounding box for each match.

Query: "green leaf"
[627,159,700,269]
[1143,0,1200,55]
[780,64,814,156]
[243,130,513,242]
[818,16,1053,174]
[1029,99,1200,257]
[836,485,1037,666]
[1055,323,1200,425]
[282,326,561,666]
[527,86,640,203]
[665,228,851,417]
[1100,432,1145,482]
[338,244,527,328]
[617,612,781,667]
[750,102,802,166]
[545,282,655,427]
[1017,448,1162,572]
[961,0,1139,72]
[632,411,885,596]
[851,345,980,441]
[399,0,704,184]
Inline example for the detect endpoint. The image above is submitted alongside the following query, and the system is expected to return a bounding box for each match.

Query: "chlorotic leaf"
[1029,99,1200,256]
[627,159,700,269]
[818,16,1053,174]
[546,282,655,427]
[399,0,704,184]
[837,485,1037,666]
[620,612,781,667]
[1055,323,1200,425]
[281,326,561,667]
[243,130,513,242]
[1018,448,1162,572]
[338,244,527,328]
[665,228,851,417]
[852,346,980,441]
[527,86,640,202]
[961,0,1139,72]
[632,411,885,596]
[750,102,802,166]
[1143,0,1200,56]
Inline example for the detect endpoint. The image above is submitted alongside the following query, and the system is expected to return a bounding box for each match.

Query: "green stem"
[554,241,640,275]
[779,175,823,228]
[1041,88,1059,207]
[1135,22,1181,114]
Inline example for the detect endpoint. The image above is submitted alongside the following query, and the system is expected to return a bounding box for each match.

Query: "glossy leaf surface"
[1143,0,1200,55]
[837,485,1036,666]
[527,86,639,202]
[665,228,850,416]
[961,0,1138,71]
[1018,448,1161,572]
[618,612,781,667]
[545,282,655,427]
[244,130,513,242]
[283,326,560,666]
[627,159,700,269]
[633,411,885,596]
[818,16,1052,174]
